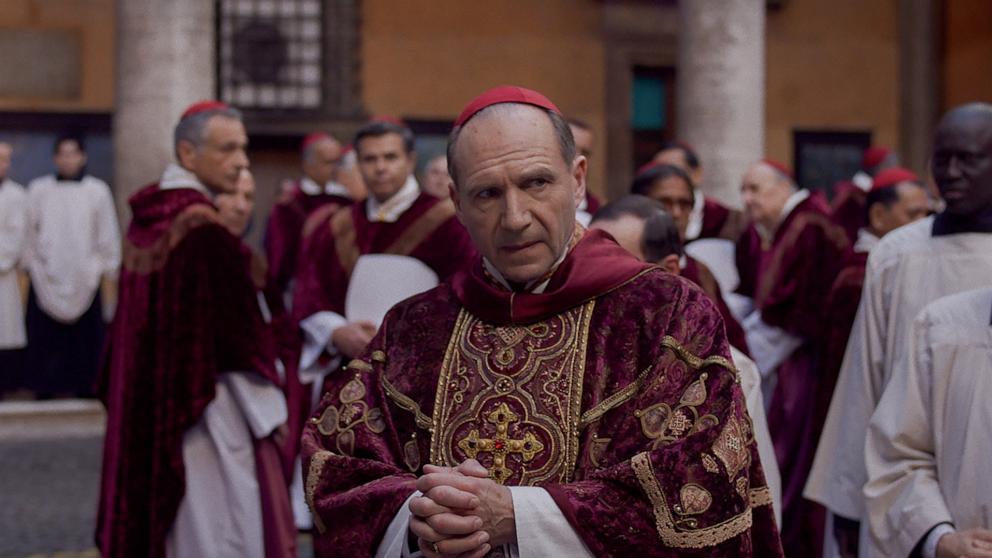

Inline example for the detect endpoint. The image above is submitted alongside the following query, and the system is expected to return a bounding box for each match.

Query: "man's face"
[303,138,342,186]
[590,215,645,261]
[931,110,992,218]
[215,171,256,237]
[356,133,415,203]
[741,163,793,228]
[570,125,593,160]
[422,155,451,199]
[872,183,930,237]
[645,176,693,238]
[654,148,702,185]
[0,143,11,180]
[181,116,249,194]
[451,106,586,284]
[54,139,87,178]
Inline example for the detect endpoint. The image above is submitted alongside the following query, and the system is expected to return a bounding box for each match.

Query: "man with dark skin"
[808,103,992,558]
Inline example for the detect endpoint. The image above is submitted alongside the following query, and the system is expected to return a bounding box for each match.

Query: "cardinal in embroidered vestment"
[300,86,783,558]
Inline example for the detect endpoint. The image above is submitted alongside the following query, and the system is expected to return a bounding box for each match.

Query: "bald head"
[931,103,992,218]
[740,161,797,230]
[302,135,342,186]
[447,103,576,188]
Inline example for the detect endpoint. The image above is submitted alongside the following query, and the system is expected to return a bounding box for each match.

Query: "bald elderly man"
[301,86,782,557]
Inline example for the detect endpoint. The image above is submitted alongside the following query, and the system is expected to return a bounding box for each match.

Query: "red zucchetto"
[454,85,561,128]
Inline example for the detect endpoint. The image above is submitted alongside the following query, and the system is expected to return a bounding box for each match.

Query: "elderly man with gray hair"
[97,101,294,558]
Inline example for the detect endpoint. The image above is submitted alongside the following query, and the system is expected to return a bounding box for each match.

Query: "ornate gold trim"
[430,309,471,464]
[330,206,359,275]
[631,452,752,549]
[579,365,653,427]
[749,486,773,508]
[661,336,736,375]
[305,450,333,533]
[381,374,434,431]
[346,359,373,372]
[429,301,593,484]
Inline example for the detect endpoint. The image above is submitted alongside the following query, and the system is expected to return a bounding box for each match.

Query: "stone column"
[898,0,939,177]
[113,1,215,220]
[676,0,765,208]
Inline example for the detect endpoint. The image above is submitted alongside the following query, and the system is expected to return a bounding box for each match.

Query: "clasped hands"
[408,459,515,558]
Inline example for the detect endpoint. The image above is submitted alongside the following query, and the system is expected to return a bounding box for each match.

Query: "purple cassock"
[301,229,783,557]
[830,180,867,245]
[264,182,353,296]
[735,191,851,558]
[96,185,289,557]
[696,196,749,242]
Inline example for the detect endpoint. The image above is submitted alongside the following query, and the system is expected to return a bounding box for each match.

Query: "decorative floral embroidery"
[677,483,713,516]
[712,406,751,482]
[701,453,720,474]
[736,477,749,501]
[403,434,421,472]
[310,374,385,456]
[631,452,753,548]
[635,373,717,448]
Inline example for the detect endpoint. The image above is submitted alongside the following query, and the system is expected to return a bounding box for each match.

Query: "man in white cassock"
[806,102,992,557]
[24,135,120,398]
[0,142,28,392]
[864,287,992,558]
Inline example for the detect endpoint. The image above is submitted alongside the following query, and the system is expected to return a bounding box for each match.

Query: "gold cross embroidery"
[457,402,544,484]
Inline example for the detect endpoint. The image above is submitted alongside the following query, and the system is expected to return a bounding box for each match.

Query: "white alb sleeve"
[221,372,288,439]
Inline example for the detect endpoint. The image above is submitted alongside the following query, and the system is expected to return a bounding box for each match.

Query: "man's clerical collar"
[300,176,351,198]
[757,188,809,242]
[932,210,992,236]
[158,163,213,199]
[366,175,419,223]
[56,170,85,182]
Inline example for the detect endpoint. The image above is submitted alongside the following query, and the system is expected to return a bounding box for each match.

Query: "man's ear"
[868,203,887,233]
[177,140,197,169]
[658,254,681,275]
[572,155,588,209]
[449,181,465,224]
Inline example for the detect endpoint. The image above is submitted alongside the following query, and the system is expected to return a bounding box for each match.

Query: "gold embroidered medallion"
[430,302,594,485]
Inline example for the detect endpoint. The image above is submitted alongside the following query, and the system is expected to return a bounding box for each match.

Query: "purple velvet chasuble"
[301,230,783,557]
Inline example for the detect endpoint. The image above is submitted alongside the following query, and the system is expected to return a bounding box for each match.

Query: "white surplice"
[864,288,992,557]
[166,372,288,558]
[24,174,120,322]
[733,347,783,527]
[0,179,27,349]
[805,216,992,522]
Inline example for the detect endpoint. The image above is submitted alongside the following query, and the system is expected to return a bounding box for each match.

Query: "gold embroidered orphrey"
[430,301,595,485]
